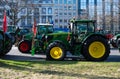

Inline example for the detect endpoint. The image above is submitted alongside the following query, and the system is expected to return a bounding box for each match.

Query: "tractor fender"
[49,40,66,49]
[81,34,107,45]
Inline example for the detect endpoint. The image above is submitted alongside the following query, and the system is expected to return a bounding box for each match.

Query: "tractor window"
[88,23,94,32]
[76,23,87,34]
[76,22,95,34]
[38,26,46,33]
[47,26,53,33]
[37,25,53,34]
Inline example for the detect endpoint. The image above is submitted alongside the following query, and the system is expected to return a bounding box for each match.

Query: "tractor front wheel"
[82,36,110,61]
[46,42,66,60]
[18,40,31,53]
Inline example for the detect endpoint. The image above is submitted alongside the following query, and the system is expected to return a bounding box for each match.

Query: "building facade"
[18,0,78,28]
[18,0,54,27]
[53,0,78,28]
[0,0,120,32]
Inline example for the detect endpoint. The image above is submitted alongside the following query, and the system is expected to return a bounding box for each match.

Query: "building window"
[27,8,32,14]
[64,19,67,22]
[73,13,76,16]
[34,0,39,3]
[21,8,26,14]
[42,0,46,3]
[68,6,72,10]
[68,0,72,4]
[54,0,58,4]
[21,16,25,25]
[42,8,46,14]
[73,0,76,4]
[73,6,76,10]
[48,8,52,14]
[64,13,67,15]
[68,13,72,16]
[60,25,62,28]
[34,16,39,23]
[48,16,52,23]
[27,16,32,25]
[48,0,52,3]
[55,19,58,23]
[59,0,63,4]
[42,16,46,23]
[64,25,67,28]
[34,8,39,15]
[59,13,62,16]
[64,0,67,4]
[64,6,67,10]
[60,19,62,23]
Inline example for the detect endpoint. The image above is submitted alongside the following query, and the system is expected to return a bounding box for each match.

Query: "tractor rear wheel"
[18,40,31,53]
[46,42,66,60]
[82,36,110,61]
[0,33,12,56]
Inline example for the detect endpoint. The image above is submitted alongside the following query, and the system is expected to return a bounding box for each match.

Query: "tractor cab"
[69,20,96,43]
[70,20,95,34]
[36,23,54,40]
[37,23,53,35]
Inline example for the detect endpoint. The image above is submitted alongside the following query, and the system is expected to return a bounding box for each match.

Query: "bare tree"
[4,0,34,27]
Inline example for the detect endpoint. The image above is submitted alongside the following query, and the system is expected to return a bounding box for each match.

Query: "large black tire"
[0,33,13,56]
[18,40,31,53]
[82,36,110,61]
[46,42,66,61]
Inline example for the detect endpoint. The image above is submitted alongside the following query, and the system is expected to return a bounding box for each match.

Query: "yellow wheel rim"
[50,47,63,59]
[89,42,105,58]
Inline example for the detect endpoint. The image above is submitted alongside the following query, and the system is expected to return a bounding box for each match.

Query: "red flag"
[3,11,7,33]
[32,19,37,36]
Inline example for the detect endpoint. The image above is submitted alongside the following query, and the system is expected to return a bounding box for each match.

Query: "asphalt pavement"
[1,45,120,62]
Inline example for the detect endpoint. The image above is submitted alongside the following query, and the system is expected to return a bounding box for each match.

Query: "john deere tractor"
[18,20,110,61]
[18,23,54,53]
[0,30,12,57]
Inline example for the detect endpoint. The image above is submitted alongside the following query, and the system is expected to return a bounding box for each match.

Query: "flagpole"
[31,18,37,56]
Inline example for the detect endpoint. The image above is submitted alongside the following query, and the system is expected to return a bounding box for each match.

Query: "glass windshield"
[76,23,87,34]
[76,22,94,34]
[37,25,53,34]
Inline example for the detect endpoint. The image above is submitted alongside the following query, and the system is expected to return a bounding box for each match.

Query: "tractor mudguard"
[81,34,107,45]
[49,40,67,49]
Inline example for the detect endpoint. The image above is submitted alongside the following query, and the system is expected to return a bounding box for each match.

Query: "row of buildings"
[0,0,120,32]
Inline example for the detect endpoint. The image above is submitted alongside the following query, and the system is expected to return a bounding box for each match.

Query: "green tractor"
[18,20,110,61]
[18,23,54,53]
[0,30,12,57]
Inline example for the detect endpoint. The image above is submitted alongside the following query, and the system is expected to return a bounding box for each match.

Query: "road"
[2,46,120,62]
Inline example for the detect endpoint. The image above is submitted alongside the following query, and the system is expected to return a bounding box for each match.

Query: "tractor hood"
[46,32,71,44]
